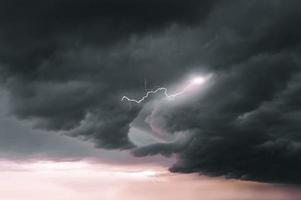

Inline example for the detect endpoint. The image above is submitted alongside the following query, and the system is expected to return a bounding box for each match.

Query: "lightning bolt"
[121,76,209,104]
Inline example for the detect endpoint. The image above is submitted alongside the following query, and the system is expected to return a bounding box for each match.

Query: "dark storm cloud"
[0,0,301,185]
[0,0,217,79]
[0,0,218,148]
[149,53,301,184]
[132,0,301,185]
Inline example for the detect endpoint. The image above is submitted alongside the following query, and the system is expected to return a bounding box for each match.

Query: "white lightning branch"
[121,76,207,104]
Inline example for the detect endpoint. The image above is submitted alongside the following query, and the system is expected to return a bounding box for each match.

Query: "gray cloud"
[0,0,301,185]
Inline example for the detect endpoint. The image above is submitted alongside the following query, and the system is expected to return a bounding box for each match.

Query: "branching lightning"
[121,76,208,104]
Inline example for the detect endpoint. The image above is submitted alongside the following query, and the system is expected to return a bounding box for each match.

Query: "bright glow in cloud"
[121,74,211,104]
[190,76,207,85]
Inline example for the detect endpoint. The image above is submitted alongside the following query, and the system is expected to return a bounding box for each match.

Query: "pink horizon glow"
[0,160,300,200]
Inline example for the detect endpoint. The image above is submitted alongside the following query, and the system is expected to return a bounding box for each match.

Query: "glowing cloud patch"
[190,76,206,85]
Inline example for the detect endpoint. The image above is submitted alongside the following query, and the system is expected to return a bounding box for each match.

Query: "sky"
[0,0,301,199]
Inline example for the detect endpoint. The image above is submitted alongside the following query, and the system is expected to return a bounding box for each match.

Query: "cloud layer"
[0,0,301,184]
